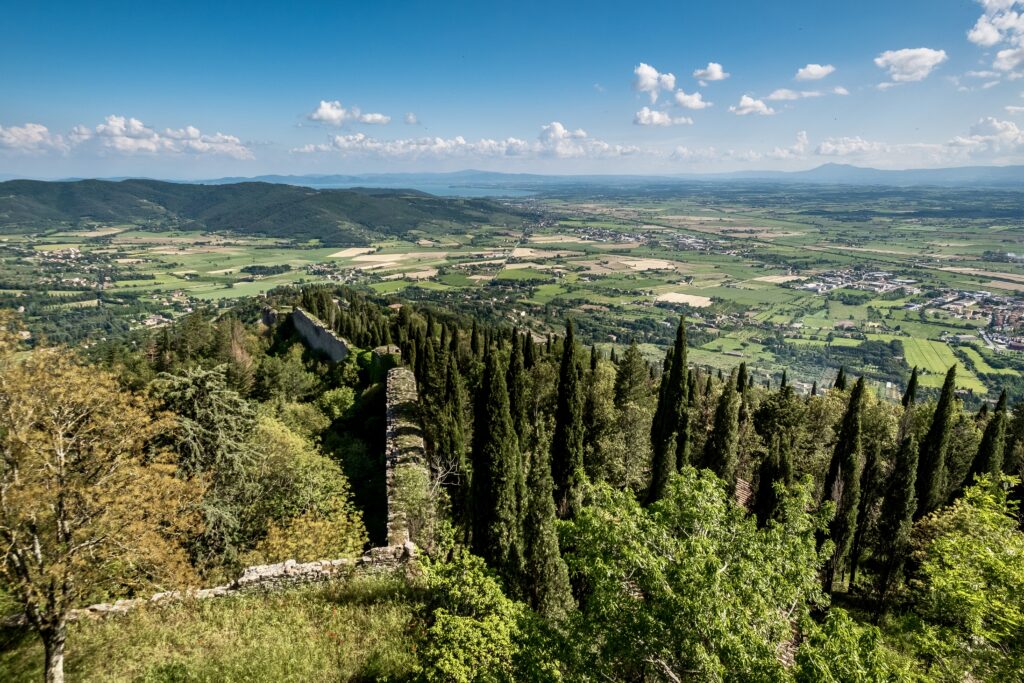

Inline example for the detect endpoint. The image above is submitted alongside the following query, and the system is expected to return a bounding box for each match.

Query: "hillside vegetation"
[0,179,527,245]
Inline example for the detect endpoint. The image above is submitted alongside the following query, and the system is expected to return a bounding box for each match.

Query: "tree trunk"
[42,622,67,683]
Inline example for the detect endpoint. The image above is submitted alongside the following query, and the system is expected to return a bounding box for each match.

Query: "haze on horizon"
[4,0,1024,179]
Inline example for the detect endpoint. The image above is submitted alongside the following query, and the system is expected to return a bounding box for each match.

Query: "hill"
[0,179,527,245]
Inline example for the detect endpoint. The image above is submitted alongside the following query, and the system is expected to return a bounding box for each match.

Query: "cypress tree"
[875,436,918,612]
[507,332,529,532]
[470,320,482,358]
[779,369,788,390]
[833,366,847,391]
[967,389,1008,485]
[441,355,470,536]
[613,341,648,408]
[701,375,741,490]
[736,362,748,394]
[822,376,865,592]
[916,365,956,519]
[648,318,688,503]
[902,367,919,408]
[754,435,793,527]
[811,381,818,396]
[521,419,574,620]
[552,320,585,518]
[523,331,536,369]
[471,348,524,581]
[848,441,883,587]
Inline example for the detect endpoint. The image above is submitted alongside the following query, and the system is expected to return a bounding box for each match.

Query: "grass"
[0,576,419,683]
[960,345,1017,376]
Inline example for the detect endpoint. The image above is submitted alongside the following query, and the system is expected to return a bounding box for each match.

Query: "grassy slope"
[0,576,419,682]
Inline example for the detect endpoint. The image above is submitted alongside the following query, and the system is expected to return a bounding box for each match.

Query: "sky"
[3,0,1024,178]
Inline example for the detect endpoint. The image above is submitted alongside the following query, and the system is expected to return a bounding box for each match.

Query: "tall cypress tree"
[833,366,847,391]
[902,367,919,409]
[648,318,688,503]
[848,441,883,587]
[613,341,648,408]
[701,375,741,490]
[754,434,793,527]
[875,435,918,612]
[521,418,574,620]
[916,365,956,519]
[736,362,748,394]
[506,332,529,534]
[471,348,524,582]
[822,376,865,592]
[967,389,1008,485]
[552,320,585,518]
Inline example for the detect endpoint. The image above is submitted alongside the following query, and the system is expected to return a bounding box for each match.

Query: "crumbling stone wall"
[291,307,350,362]
[385,367,435,548]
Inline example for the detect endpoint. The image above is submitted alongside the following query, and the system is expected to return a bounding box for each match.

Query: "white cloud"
[633,107,693,126]
[673,89,712,109]
[795,63,835,80]
[816,136,889,156]
[295,121,638,160]
[948,116,1024,154]
[0,123,68,153]
[693,62,729,85]
[874,48,948,84]
[404,112,419,125]
[729,95,775,116]
[1006,104,1024,112]
[968,1,1024,73]
[92,115,252,159]
[766,131,810,159]
[633,63,676,102]
[308,100,390,126]
[833,86,850,95]
[766,89,823,101]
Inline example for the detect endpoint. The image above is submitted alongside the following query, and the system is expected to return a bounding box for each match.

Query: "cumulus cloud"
[766,89,823,101]
[633,63,676,102]
[968,0,1024,63]
[89,115,252,159]
[729,95,775,116]
[404,112,419,125]
[673,89,712,109]
[833,86,850,95]
[874,48,948,84]
[693,62,729,85]
[295,121,638,160]
[633,107,694,126]
[795,63,835,80]
[949,116,1024,154]
[816,136,890,156]
[766,131,810,159]
[308,100,391,126]
[0,123,68,153]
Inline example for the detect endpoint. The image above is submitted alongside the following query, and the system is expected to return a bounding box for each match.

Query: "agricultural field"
[4,182,1024,402]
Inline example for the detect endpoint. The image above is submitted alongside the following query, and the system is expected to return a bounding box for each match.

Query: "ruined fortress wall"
[384,366,435,548]
[291,307,350,362]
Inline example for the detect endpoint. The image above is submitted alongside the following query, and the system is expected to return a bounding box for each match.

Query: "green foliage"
[562,469,829,682]
[916,365,956,518]
[822,377,865,592]
[909,476,1024,681]
[700,375,741,490]
[552,320,586,517]
[795,609,917,682]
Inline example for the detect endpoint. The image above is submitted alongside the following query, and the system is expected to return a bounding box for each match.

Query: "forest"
[1,283,1023,682]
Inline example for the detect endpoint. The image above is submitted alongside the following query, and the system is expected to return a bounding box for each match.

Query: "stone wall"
[385,367,435,548]
[68,544,414,622]
[291,307,350,362]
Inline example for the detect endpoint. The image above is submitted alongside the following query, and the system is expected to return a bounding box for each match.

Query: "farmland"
[4,180,1024,402]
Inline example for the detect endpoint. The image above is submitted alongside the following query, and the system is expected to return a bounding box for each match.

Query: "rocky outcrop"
[385,367,435,548]
[291,307,350,362]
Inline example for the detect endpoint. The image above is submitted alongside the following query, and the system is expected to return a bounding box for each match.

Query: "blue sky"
[3,0,1024,178]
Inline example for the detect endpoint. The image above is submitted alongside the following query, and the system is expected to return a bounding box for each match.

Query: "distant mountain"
[0,179,526,245]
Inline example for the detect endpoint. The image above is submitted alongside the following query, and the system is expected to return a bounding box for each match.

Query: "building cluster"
[798,269,921,295]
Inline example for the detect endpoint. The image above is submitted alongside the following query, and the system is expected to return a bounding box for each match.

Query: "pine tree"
[916,365,956,519]
[875,436,917,612]
[701,375,741,490]
[967,389,1008,485]
[647,318,688,503]
[822,376,865,592]
[552,320,585,518]
[471,348,524,582]
[902,367,919,408]
[521,418,574,620]
[833,366,847,391]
